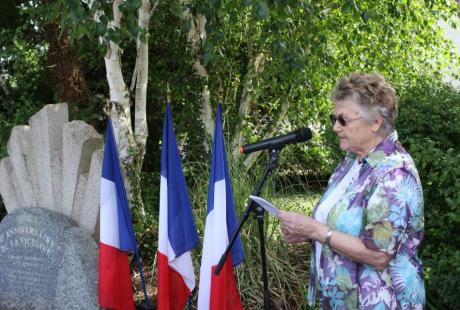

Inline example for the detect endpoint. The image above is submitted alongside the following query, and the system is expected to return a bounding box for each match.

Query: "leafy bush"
[397,77,460,309]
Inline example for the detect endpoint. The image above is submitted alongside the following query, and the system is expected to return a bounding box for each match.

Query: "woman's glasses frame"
[329,114,363,127]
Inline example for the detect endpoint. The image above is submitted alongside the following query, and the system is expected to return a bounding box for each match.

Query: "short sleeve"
[360,168,422,254]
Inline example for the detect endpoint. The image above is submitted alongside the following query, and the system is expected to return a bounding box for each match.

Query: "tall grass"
[185,150,323,309]
[133,148,325,309]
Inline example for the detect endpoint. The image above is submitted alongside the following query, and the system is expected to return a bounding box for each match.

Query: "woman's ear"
[371,115,383,132]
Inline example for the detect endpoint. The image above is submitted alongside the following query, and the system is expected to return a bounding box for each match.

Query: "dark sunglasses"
[329,114,363,127]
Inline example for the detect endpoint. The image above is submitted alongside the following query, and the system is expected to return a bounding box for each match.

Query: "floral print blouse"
[308,131,425,309]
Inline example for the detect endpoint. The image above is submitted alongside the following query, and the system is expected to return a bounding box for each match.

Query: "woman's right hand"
[278,210,329,244]
[279,210,308,244]
[280,226,307,244]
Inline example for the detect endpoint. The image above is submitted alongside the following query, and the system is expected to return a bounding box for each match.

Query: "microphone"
[240,127,312,154]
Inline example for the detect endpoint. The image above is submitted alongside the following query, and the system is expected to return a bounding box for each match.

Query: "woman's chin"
[339,142,349,152]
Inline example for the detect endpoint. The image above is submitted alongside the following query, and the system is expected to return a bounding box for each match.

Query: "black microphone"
[240,127,312,154]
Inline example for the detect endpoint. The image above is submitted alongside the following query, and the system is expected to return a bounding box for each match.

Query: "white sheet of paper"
[249,195,280,217]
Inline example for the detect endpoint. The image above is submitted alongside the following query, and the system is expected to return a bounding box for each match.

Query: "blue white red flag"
[99,118,149,310]
[198,104,244,310]
[157,104,199,309]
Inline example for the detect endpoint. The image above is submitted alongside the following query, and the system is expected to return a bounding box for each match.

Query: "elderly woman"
[278,72,424,309]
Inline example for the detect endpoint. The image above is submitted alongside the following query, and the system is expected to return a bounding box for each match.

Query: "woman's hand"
[278,210,328,244]
[278,211,394,269]
[280,225,307,244]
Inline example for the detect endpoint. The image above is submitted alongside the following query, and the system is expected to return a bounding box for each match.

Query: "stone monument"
[0,103,103,309]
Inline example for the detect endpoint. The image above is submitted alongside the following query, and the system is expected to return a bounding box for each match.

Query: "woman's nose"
[332,120,341,132]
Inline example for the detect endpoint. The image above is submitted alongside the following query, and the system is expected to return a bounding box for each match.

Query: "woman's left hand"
[278,210,326,243]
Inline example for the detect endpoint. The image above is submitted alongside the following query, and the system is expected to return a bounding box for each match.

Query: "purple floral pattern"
[308,131,425,309]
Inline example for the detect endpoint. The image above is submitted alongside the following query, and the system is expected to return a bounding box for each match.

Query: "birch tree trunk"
[181,4,214,140]
[91,0,154,215]
[231,51,266,159]
[131,0,156,158]
[128,0,155,215]
[0,75,9,98]
[102,0,134,165]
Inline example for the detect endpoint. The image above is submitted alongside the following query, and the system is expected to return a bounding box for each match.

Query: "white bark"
[90,0,134,164]
[0,75,9,97]
[128,0,155,217]
[90,0,155,216]
[130,0,156,156]
[105,0,134,164]
[181,5,214,138]
[199,84,213,138]
[231,52,266,158]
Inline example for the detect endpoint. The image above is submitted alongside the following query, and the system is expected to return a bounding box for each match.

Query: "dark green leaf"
[96,22,107,36]
[170,2,183,17]
[342,1,351,14]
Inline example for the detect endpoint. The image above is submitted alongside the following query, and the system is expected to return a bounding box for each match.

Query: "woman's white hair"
[332,72,399,136]
[361,104,395,136]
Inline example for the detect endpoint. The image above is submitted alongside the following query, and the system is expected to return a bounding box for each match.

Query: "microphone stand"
[214,147,282,310]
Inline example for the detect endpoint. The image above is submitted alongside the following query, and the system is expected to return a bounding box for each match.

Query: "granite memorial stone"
[0,103,103,309]
[0,207,98,309]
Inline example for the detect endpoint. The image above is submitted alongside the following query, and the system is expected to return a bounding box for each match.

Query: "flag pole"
[187,294,193,310]
[134,248,151,309]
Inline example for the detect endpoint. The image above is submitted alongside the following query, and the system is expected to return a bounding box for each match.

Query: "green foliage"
[183,0,460,178]
[58,0,144,52]
[397,76,460,309]
[0,34,54,109]
[0,12,56,220]
[4,0,458,179]
[131,172,159,262]
[141,2,207,172]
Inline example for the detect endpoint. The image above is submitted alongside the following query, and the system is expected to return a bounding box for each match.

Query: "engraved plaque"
[0,207,98,309]
[0,209,64,302]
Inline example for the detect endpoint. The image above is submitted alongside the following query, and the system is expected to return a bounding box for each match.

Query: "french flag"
[198,104,245,310]
[99,118,149,310]
[157,104,199,309]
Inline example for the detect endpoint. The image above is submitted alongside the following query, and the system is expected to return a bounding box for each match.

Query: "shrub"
[397,77,460,309]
